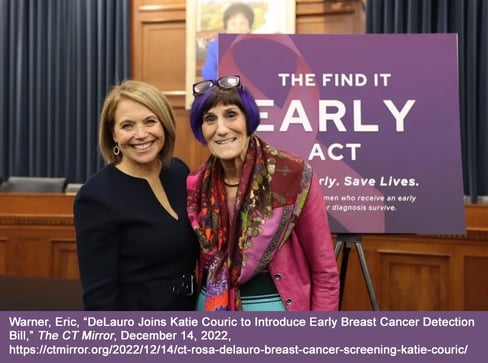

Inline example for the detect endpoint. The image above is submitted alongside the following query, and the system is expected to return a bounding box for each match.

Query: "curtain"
[366,0,488,203]
[0,0,130,183]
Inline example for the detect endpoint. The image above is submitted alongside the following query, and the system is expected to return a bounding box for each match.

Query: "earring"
[113,144,120,156]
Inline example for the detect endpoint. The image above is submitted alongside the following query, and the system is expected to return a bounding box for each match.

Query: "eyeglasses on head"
[192,75,241,96]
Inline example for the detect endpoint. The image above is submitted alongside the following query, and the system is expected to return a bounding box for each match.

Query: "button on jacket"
[269,174,340,311]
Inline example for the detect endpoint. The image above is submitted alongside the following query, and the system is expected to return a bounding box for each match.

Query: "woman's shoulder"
[75,164,124,203]
[79,164,115,190]
[169,157,189,169]
[74,165,120,217]
[165,157,190,175]
[186,163,207,191]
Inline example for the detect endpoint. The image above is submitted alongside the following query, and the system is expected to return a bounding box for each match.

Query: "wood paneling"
[0,194,77,279]
[141,23,186,91]
[379,252,449,310]
[0,238,6,274]
[296,0,356,34]
[297,13,354,34]
[131,1,186,103]
[51,241,79,279]
[464,256,488,310]
[337,217,488,311]
[173,108,211,169]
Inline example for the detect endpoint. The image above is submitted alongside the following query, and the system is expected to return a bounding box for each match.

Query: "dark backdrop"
[0,0,130,183]
[366,0,488,202]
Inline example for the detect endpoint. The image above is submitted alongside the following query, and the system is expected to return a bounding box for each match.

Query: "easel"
[334,234,380,311]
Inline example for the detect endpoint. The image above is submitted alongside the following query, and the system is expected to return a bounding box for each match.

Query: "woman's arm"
[74,189,120,310]
[294,172,340,310]
[201,39,218,80]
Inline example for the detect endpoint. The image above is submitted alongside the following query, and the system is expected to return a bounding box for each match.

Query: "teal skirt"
[196,272,286,311]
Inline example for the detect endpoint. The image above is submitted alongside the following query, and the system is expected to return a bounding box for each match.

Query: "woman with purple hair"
[187,75,339,311]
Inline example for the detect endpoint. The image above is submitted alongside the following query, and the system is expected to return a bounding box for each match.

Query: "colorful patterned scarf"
[187,136,312,310]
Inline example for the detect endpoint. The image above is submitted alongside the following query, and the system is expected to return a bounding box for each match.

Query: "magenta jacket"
[268,173,340,311]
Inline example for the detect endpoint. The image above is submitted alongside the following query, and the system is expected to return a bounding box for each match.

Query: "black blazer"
[74,159,199,310]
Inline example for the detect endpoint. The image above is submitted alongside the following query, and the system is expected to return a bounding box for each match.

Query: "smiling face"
[225,13,251,33]
[112,98,165,170]
[201,102,250,163]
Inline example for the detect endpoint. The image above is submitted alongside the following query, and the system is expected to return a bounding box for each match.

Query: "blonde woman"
[74,80,198,310]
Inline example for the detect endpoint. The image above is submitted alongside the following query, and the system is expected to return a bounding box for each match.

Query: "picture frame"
[185,0,296,109]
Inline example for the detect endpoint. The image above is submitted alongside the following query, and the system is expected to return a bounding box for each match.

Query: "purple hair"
[190,84,261,145]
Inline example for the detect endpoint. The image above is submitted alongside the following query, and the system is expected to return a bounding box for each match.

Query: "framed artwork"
[185,0,296,109]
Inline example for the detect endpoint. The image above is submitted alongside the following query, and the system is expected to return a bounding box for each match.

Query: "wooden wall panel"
[297,14,354,34]
[51,241,79,279]
[3,228,76,277]
[296,0,364,34]
[0,238,6,274]
[379,252,449,311]
[135,0,184,6]
[131,1,186,106]
[337,243,452,311]
[464,256,488,310]
[0,194,76,278]
[140,23,186,92]
[9,234,51,276]
[337,225,488,311]
[173,108,210,169]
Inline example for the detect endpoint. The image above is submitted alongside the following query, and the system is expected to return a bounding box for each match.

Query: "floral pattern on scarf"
[187,136,312,310]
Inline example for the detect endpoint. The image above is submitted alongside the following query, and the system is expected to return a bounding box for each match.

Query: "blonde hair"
[98,80,176,166]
